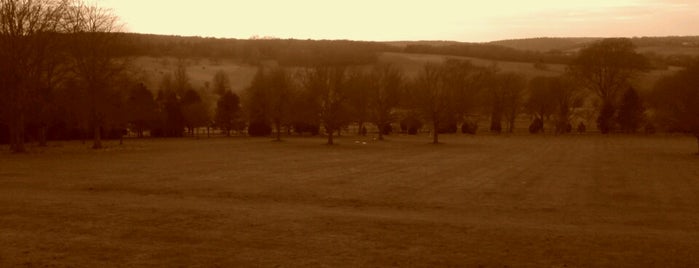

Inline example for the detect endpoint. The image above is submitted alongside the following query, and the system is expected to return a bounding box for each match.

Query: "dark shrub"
[644,123,656,134]
[577,122,587,133]
[438,122,457,134]
[0,123,9,144]
[400,117,422,135]
[461,121,478,135]
[555,122,572,134]
[597,102,616,134]
[529,118,544,134]
[381,124,393,135]
[293,122,319,136]
[248,121,272,137]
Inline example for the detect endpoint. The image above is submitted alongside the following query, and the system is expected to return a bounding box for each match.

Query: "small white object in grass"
[362,142,367,145]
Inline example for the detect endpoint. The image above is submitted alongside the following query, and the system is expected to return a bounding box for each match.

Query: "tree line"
[2,0,698,153]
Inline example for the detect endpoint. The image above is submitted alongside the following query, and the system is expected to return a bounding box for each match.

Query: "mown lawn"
[1,134,698,267]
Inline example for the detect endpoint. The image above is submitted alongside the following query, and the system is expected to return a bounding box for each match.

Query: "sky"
[97,0,699,42]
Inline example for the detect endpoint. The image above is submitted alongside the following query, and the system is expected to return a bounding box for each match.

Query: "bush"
[437,122,457,134]
[292,122,319,136]
[644,123,656,134]
[381,124,393,135]
[461,121,478,135]
[597,102,616,134]
[248,121,272,137]
[555,122,572,134]
[529,118,544,134]
[400,117,422,135]
[577,122,587,133]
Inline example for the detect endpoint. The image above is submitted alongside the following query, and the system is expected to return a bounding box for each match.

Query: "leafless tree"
[62,1,123,149]
[368,64,403,141]
[499,72,526,133]
[410,63,449,144]
[0,0,67,152]
[302,65,351,145]
[266,67,294,141]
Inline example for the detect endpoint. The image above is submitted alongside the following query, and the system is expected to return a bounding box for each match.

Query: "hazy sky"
[98,0,698,42]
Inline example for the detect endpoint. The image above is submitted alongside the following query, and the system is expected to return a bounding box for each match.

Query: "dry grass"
[1,134,699,267]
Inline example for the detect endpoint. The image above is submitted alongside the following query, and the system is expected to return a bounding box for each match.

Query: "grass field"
[2,135,698,267]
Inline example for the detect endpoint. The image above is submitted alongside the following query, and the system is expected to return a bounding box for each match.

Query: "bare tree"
[63,1,123,149]
[499,72,526,133]
[551,75,585,134]
[302,65,351,145]
[442,59,486,130]
[266,67,294,141]
[368,64,403,141]
[346,69,371,136]
[525,76,557,132]
[0,0,67,152]
[410,63,449,144]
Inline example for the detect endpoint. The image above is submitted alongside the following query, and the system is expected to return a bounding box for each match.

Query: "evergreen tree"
[617,87,644,133]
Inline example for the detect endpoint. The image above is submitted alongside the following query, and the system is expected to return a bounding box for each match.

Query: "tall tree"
[212,70,231,96]
[266,67,294,141]
[125,82,157,137]
[651,62,699,154]
[551,75,585,134]
[0,0,67,152]
[410,63,449,144]
[570,38,647,134]
[368,64,403,141]
[302,65,351,145]
[499,72,526,133]
[346,69,371,136]
[180,89,208,136]
[616,87,644,133]
[63,1,123,149]
[442,59,485,128]
[244,66,272,137]
[173,59,191,95]
[215,90,242,136]
[525,76,557,132]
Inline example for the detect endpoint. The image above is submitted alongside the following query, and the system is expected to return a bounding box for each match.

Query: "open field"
[1,135,699,267]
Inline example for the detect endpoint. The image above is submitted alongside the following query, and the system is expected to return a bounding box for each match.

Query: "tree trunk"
[696,135,699,155]
[38,125,47,147]
[327,127,334,145]
[11,115,26,153]
[432,120,439,144]
[275,120,281,141]
[378,122,384,141]
[93,125,102,149]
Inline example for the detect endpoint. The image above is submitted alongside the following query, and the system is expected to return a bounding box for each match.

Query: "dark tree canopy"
[125,83,158,137]
[571,38,648,134]
[215,90,242,136]
[572,38,648,102]
[651,61,699,153]
[617,87,644,133]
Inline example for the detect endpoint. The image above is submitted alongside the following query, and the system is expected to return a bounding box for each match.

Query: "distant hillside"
[117,34,699,72]
[489,37,600,52]
[491,36,699,56]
